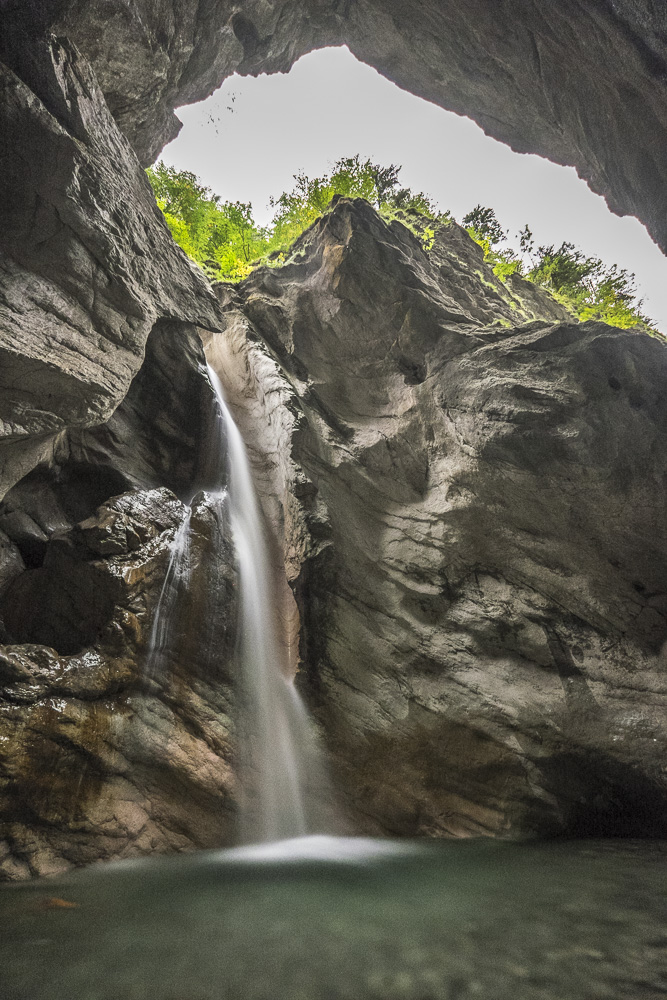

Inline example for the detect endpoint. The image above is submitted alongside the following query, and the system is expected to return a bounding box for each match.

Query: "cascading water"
[146,360,324,842]
[206,364,319,842]
[146,507,192,679]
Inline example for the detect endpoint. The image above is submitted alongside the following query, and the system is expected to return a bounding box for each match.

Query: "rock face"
[0,34,221,498]
[0,487,238,878]
[0,323,240,878]
[1,193,666,877]
[5,0,663,256]
[1,1,667,875]
[210,199,667,838]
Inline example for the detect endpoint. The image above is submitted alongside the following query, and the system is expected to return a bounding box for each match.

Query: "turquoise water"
[1,836,666,999]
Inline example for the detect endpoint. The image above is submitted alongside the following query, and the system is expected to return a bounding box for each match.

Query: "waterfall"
[206,364,321,842]
[145,361,325,841]
[146,507,192,679]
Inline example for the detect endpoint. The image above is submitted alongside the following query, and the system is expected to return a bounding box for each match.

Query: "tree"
[147,162,269,279]
[462,205,506,246]
[146,161,659,334]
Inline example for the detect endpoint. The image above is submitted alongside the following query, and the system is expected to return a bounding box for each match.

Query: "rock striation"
[0,321,240,878]
[0,34,221,498]
[1,0,667,874]
[210,199,667,839]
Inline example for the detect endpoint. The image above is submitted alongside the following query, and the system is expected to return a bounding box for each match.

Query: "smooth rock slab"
[0,36,221,497]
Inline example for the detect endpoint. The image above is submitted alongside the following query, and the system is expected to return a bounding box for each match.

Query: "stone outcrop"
[4,1,664,256]
[70,319,221,497]
[210,198,667,838]
[1,194,666,876]
[0,319,241,878]
[0,483,239,879]
[0,34,221,498]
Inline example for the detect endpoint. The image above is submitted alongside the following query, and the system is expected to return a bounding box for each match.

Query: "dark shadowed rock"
[208,198,667,839]
[69,319,220,498]
[0,487,239,879]
[0,320,245,877]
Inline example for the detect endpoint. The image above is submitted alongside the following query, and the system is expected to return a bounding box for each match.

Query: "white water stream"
[146,507,192,679]
[147,362,322,841]
[206,364,316,842]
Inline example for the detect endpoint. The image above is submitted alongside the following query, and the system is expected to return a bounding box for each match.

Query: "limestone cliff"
[0,325,239,878]
[0,35,222,498]
[210,199,667,839]
[1,2,666,877]
[4,1,665,256]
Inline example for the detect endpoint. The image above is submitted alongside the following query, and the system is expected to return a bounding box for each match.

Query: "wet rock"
[69,320,220,498]
[210,198,667,838]
[0,531,25,597]
[0,487,239,878]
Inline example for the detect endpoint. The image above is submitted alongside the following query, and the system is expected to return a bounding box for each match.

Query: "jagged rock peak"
[210,196,667,839]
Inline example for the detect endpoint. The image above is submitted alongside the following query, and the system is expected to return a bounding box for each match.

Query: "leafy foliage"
[268,155,445,250]
[148,157,447,280]
[463,205,507,246]
[147,163,269,280]
[148,162,658,334]
[464,206,657,333]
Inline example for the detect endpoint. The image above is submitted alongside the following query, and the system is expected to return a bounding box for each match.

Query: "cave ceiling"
[6,0,665,254]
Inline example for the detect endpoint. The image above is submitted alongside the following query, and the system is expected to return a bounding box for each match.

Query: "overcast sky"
[163,46,666,332]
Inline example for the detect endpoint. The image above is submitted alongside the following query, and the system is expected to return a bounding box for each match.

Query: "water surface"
[1,836,666,999]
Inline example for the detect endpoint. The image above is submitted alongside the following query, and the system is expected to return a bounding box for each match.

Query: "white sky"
[163,46,666,332]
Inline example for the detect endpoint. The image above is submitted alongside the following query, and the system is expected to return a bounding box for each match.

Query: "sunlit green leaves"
[148,164,658,335]
[464,207,657,334]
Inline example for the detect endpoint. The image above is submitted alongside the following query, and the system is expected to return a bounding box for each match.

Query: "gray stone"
[0,530,25,597]
[69,319,220,498]
[0,36,221,498]
[7,0,663,256]
[208,198,667,838]
[0,487,239,878]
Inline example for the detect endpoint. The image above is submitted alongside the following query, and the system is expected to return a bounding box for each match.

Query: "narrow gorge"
[1,0,666,881]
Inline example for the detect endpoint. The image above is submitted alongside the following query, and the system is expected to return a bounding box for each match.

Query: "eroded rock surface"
[70,319,220,497]
[6,0,664,255]
[0,321,240,879]
[210,199,667,838]
[0,35,221,497]
[0,486,238,879]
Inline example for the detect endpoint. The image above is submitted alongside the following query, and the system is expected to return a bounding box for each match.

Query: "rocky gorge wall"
[0,2,666,876]
[210,200,667,839]
[5,0,666,255]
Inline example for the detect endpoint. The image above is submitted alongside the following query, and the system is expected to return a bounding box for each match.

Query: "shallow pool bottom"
[1,836,666,999]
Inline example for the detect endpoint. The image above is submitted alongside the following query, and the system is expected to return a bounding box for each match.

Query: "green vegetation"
[148,162,657,334]
[463,206,657,333]
[148,164,268,280]
[148,156,444,281]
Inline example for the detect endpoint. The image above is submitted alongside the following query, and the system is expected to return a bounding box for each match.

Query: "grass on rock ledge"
[148,158,658,335]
